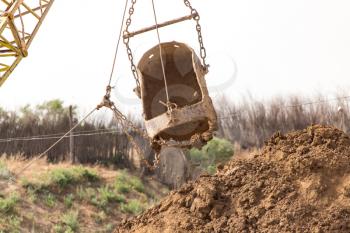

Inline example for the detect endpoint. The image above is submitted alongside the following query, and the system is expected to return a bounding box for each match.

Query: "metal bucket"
[137,41,217,148]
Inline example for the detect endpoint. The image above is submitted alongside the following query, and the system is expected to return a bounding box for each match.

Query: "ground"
[117,125,350,233]
[0,158,169,233]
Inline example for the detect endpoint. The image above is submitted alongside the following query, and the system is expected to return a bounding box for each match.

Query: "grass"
[114,171,145,194]
[0,160,12,180]
[91,186,125,209]
[21,166,100,192]
[26,188,37,203]
[129,177,145,193]
[121,199,145,215]
[0,192,19,214]
[48,166,99,188]
[93,211,107,224]
[54,210,79,233]
[64,194,75,209]
[0,193,21,233]
[61,210,79,232]
[0,215,22,233]
[0,159,168,232]
[43,193,56,208]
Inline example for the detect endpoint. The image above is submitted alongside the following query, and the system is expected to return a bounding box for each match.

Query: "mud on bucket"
[137,41,217,149]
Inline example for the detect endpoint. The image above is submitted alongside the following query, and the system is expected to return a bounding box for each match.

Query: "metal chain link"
[123,0,141,89]
[115,0,211,162]
[114,115,159,171]
[97,86,159,170]
[183,0,209,73]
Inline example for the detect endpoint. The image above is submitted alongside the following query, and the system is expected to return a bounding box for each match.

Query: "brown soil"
[117,125,350,233]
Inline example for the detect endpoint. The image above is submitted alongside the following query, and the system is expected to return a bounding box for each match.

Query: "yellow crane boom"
[0,0,54,86]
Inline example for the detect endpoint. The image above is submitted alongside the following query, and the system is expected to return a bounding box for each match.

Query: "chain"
[123,0,141,90]
[183,0,209,73]
[111,105,160,171]
[97,86,159,171]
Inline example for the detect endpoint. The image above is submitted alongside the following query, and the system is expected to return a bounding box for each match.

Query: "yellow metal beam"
[0,0,54,87]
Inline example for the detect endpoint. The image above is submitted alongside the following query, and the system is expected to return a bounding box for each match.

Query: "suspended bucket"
[137,41,217,148]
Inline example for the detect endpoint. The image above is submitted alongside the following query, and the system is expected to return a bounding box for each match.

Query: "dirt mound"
[117,125,350,233]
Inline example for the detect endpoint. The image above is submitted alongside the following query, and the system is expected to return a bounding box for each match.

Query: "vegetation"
[0,160,11,180]
[121,199,145,215]
[0,192,19,214]
[216,94,350,148]
[90,186,126,210]
[114,171,145,194]
[21,166,100,192]
[0,160,167,233]
[0,99,130,164]
[60,210,80,232]
[64,194,75,208]
[189,137,234,174]
[43,193,56,208]
[3,94,349,167]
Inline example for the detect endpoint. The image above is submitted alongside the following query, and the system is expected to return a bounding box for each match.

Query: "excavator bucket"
[137,41,217,149]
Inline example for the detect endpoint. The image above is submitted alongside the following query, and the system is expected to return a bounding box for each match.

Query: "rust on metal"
[123,13,198,39]
[137,41,217,149]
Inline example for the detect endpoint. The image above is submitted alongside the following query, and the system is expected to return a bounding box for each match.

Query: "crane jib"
[0,0,54,86]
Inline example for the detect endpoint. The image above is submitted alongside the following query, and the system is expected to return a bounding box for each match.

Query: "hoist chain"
[123,0,141,90]
[115,115,160,171]
[183,0,209,73]
[97,86,159,171]
[123,0,209,89]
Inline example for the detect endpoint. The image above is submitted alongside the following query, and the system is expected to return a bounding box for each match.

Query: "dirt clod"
[117,125,350,233]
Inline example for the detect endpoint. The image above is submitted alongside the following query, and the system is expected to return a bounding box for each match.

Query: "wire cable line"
[12,108,97,180]
[218,95,350,120]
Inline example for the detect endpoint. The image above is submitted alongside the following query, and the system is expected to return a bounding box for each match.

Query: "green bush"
[121,200,144,215]
[49,167,99,188]
[129,177,145,193]
[189,137,234,174]
[114,180,131,194]
[91,186,125,209]
[22,166,100,192]
[0,193,19,214]
[64,194,74,209]
[114,171,145,194]
[44,193,56,208]
[61,210,79,232]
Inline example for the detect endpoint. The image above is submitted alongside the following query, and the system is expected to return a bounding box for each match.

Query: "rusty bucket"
[137,41,217,149]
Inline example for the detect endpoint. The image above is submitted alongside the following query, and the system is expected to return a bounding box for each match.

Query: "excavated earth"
[117,125,350,233]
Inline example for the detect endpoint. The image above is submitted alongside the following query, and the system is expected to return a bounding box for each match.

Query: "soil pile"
[117,125,350,233]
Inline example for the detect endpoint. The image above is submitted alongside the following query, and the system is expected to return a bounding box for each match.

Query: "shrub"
[26,188,37,203]
[114,171,145,194]
[114,180,130,194]
[61,210,79,232]
[64,194,74,209]
[44,193,56,208]
[91,186,125,209]
[49,167,99,188]
[120,200,144,215]
[129,177,145,193]
[22,166,100,192]
[72,166,99,182]
[189,137,234,174]
[0,193,19,214]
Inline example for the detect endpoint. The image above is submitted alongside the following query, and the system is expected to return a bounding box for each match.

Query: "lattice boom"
[0,0,54,86]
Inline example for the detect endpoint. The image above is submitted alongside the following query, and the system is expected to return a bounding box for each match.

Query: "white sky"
[1,0,350,115]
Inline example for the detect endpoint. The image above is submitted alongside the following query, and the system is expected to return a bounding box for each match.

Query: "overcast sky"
[1,0,350,115]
